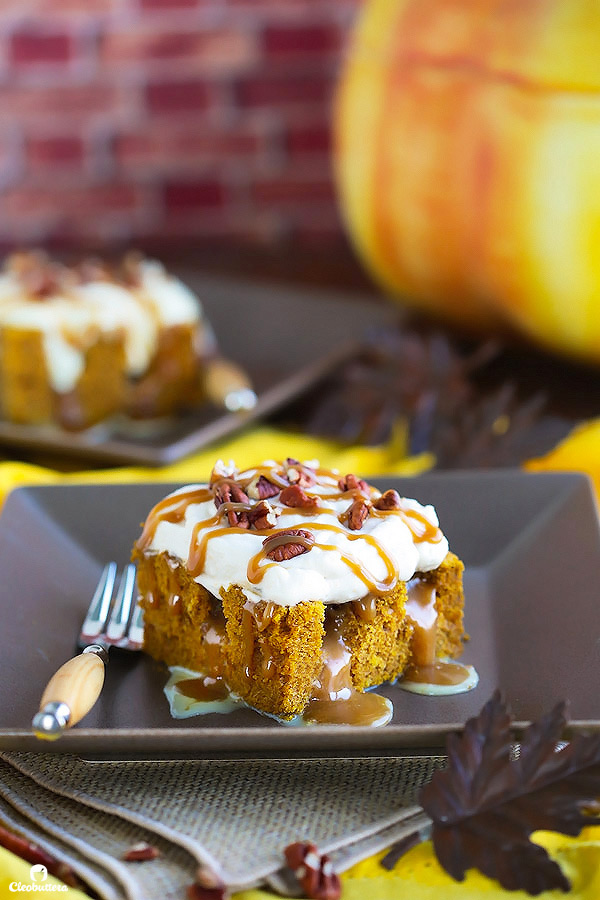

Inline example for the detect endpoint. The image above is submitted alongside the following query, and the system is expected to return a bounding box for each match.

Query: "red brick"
[34,0,113,15]
[27,136,85,168]
[164,180,226,212]
[139,0,200,9]
[236,73,334,108]
[228,0,358,10]
[158,209,284,244]
[116,128,262,172]
[287,122,332,157]
[103,31,197,63]
[3,184,140,219]
[0,139,16,179]
[101,28,255,73]
[263,25,343,58]
[252,176,336,207]
[10,30,73,66]
[146,79,211,114]
[0,85,120,122]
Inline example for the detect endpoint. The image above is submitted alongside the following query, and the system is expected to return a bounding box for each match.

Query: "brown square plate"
[1,470,599,757]
[0,274,393,466]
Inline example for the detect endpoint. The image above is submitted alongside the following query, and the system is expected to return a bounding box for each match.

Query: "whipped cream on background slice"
[75,281,159,378]
[0,257,204,393]
[146,464,450,607]
[0,297,98,392]
[136,259,202,326]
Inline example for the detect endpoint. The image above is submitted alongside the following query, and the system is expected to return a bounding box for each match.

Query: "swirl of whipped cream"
[143,460,449,607]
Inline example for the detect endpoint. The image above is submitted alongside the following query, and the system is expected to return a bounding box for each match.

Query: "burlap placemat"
[0,751,441,898]
[0,792,123,900]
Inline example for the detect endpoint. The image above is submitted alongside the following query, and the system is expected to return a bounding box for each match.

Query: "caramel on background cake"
[0,250,224,430]
[133,458,477,726]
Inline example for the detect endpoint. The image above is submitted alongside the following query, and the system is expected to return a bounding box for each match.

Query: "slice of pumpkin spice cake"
[133,458,475,726]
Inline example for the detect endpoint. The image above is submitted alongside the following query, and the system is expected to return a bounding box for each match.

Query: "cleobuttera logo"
[8,861,68,891]
[30,866,48,883]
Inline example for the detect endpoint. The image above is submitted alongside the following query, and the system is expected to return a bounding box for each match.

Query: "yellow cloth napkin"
[524,418,600,503]
[2,421,600,899]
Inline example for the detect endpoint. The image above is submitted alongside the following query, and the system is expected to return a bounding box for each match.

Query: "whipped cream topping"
[140,460,450,607]
[0,253,204,393]
[135,259,202,327]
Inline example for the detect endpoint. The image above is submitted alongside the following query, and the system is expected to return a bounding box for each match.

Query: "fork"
[32,562,143,741]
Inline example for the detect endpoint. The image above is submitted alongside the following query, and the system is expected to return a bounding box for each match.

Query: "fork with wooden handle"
[32,562,142,741]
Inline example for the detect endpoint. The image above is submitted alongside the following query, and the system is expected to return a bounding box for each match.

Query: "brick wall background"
[0,0,362,252]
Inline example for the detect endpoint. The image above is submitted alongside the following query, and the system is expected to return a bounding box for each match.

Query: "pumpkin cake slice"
[133,459,475,725]
[0,250,218,430]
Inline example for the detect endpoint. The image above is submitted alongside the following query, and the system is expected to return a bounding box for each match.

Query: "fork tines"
[79,562,143,651]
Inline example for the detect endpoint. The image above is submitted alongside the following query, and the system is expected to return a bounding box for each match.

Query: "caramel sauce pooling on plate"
[403,578,469,686]
[175,604,231,702]
[304,609,391,726]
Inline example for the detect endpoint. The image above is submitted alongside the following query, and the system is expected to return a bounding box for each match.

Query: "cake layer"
[0,251,216,429]
[135,549,463,719]
[0,326,126,428]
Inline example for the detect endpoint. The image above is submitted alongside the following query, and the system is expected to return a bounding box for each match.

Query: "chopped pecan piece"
[338,473,369,494]
[22,264,65,298]
[221,504,251,528]
[263,529,314,561]
[373,489,402,510]
[246,474,280,500]
[214,480,251,526]
[285,458,317,488]
[122,841,161,862]
[209,459,237,484]
[213,480,249,507]
[279,484,319,508]
[284,842,341,900]
[186,884,227,900]
[248,500,280,530]
[76,257,112,284]
[186,864,228,899]
[346,498,371,530]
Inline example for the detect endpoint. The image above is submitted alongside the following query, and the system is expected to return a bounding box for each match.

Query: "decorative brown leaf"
[282,322,574,468]
[420,690,600,894]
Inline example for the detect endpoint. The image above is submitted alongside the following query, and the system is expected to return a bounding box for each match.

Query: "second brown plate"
[0,273,394,466]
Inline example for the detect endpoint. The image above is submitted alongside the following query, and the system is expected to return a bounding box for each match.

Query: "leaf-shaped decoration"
[420,691,600,895]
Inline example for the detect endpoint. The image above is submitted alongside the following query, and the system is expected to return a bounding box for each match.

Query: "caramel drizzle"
[246,524,397,595]
[137,486,213,550]
[371,505,443,543]
[397,508,443,544]
[236,465,289,490]
[403,578,470,686]
[187,523,251,576]
[188,518,400,597]
[141,465,442,600]
[352,595,378,622]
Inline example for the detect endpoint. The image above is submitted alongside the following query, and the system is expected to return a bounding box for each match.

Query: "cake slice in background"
[0,251,227,431]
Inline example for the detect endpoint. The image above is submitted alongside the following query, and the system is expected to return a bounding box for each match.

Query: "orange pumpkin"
[334,0,600,363]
